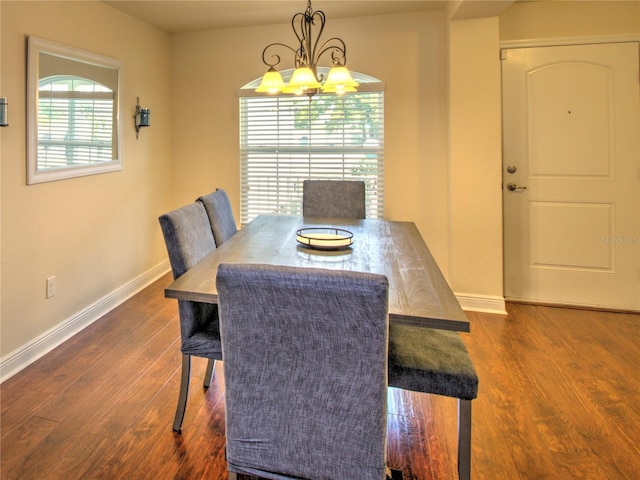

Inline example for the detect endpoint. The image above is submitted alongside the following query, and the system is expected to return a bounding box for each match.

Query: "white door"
[502,42,640,310]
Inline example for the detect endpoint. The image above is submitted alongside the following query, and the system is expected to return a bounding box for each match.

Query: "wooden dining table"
[165,214,469,332]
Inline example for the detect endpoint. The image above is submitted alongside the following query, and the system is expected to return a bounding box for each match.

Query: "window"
[27,36,122,185]
[37,76,115,169]
[239,69,384,225]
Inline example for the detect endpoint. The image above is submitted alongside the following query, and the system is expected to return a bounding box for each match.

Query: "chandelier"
[256,0,359,97]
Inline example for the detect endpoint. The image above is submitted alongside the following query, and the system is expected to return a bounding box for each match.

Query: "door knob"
[506,183,527,191]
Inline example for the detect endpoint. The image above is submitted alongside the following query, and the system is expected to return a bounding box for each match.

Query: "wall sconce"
[134,96,150,139]
[0,97,8,127]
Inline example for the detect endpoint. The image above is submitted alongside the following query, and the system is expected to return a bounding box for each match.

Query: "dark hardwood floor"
[2,273,639,479]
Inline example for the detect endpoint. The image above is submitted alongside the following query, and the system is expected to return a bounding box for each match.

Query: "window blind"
[239,91,384,225]
[38,82,115,169]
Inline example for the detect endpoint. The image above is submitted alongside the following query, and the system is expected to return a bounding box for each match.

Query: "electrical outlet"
[46,276,56,299]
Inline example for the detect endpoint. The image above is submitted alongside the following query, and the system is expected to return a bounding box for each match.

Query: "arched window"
[37,75,115,169]
[239,69,385,224]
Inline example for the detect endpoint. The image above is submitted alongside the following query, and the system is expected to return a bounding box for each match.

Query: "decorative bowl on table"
[296,227,354,251]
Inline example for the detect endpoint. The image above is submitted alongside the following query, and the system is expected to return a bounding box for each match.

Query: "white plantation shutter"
[239,71,384,225]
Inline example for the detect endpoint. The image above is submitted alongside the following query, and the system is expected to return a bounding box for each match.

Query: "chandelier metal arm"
[291,8,326,69]
[314,37,347,67]
[261,42,300,69]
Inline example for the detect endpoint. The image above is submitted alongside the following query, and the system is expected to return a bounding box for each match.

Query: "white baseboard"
[0,261,170,384]
[456,292,507,315]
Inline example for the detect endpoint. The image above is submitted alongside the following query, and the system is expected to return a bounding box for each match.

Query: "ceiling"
[103,1,451,34]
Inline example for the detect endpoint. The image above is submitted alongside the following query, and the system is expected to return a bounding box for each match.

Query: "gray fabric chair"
[302,179,366,219]
[217,263,391,480]
[388,325,478,480]
[158,202,222,433]
[197,188,238,246]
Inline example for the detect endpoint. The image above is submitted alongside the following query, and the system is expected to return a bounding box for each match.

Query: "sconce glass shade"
[0,97,8,127]
[322,65,359,93]
[134,96,150,139]
[283,66,322,94]
[256,67,286,94]
[136,108,151,128]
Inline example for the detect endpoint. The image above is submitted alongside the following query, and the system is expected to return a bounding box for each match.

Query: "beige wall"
[448,16,503,298]
[500,1,640,41]
[1,1,4,342]
[170,10,452,269]
[0,1,173,359]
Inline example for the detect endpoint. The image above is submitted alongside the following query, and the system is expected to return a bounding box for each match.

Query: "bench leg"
[458,399,472,480]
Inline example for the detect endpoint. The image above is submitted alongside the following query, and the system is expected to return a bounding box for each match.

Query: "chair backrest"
[197,188,238,246]
[302,179,366,219]
[159,202,221,358]
[217,263,389,480]
[158,202,216,279]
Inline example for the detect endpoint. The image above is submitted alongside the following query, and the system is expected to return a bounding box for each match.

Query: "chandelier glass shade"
[283,66,322,94]
[321,64,358,93]
[256,0,359,97]
[255,67,286,94]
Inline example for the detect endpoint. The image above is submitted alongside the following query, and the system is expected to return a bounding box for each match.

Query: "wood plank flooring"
[2,273,639,479]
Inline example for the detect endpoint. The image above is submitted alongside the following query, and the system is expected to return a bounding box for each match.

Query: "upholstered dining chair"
[197,188,238,247]
[216,263,396,480]
[302,179,366,219]
[158,202,222,433]
[388,325,478,480]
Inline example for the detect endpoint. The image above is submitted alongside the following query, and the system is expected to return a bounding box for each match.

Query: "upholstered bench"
[388,324,479,480]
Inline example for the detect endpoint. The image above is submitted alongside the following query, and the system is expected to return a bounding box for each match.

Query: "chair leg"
[172,354,191,433]
[387,467,404,479]
[203,358,216,389]
[458,399,472,480]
